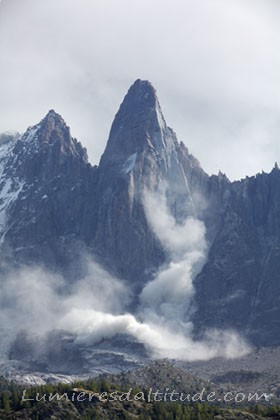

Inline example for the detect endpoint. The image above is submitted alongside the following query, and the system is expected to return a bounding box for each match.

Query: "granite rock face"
[0,110,92,277]
[93,80,207,286]
[194,167,280,346]
[0,80,280,346]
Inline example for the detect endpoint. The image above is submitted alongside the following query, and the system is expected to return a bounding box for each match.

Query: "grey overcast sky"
[0,0,280,180]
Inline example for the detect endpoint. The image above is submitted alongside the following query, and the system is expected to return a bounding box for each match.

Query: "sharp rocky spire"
[99,79,170,167]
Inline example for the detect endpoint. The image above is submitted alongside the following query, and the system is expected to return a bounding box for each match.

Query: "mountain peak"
[99,80,169,167]
[13,109,88,180]
[19,109,68,146]
[46,109,60,117]
[120,79,162,117]
[42,109,67,129]
[126,79,158,106]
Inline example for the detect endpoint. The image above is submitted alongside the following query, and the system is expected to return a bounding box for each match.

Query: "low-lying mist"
[0,190,251,367]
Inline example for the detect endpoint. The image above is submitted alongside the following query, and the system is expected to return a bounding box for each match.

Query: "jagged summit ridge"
[45,108,64,119]
[18,109,88,161]
[20,109,66,143]
[0,109,88,186]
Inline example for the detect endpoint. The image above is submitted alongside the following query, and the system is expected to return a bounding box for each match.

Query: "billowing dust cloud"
[0,191,250,363]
